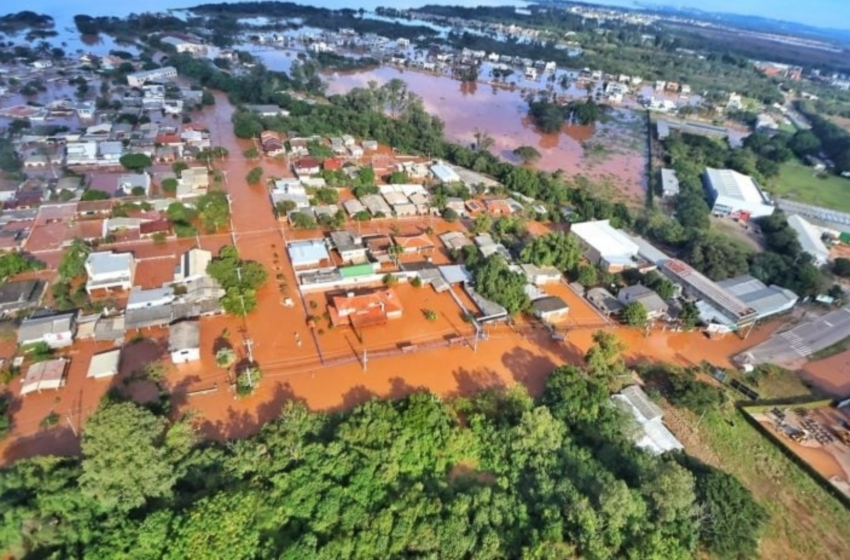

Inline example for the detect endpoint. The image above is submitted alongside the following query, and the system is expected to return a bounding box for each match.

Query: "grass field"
[769,160,850,213]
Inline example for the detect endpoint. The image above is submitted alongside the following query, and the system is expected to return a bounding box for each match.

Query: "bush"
[410,276,423,288]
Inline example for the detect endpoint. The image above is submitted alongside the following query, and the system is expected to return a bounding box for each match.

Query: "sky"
[589,0,850,30]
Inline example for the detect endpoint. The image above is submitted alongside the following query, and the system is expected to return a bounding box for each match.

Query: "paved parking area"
[742,307,850,365]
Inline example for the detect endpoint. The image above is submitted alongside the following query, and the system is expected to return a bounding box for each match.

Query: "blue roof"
[287,240,330,266]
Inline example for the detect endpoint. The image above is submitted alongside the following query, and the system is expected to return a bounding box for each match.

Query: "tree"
[246,166,264,184]
[80,400,178,512]
[585,330,626,378]
[576,265,598,287]
[0,253,43,282]
[290,212,316,229]
[621,301,648,326]
[527,98,565,133]
[243,147,259,159]
[473,129,495,152]
[58,238,90,280]
[519,232,581,272]
[119,153,152,171]
[472,213,493,235]
[513,145,542,165]
[172,161,189,175]
[442,207,459,222]
[693,467,766,560]
[680,301,701,330]
[206,246,267,316]
[834,258,850,277]
[196,192,230,233]
[215,347,236,369]
[275,199,297,216]
[788,129,821,157]
[472,256,530,315]
[80,189,109,201]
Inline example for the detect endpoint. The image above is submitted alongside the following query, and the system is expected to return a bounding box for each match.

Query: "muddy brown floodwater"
[325,66,648,202]
[0,94,769,463]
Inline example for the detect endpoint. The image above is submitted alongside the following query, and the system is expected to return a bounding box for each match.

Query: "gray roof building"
[716,275,798,320]
[0,279,44,314]
[169,320,200,353]
[618,285,669,317]
[660,168,680,197]
[18,311,76,347]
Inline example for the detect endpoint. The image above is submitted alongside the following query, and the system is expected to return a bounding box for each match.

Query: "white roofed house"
[703,168,774,220]
[612,385,683,455]
[85,251,136,294]
[660,168,680,198]
[126,66,178,88]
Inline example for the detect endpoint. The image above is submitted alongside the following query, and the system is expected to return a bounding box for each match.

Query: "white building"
[570,219,639,272]
[430,161,462,184]
[786,214,830,265]
[717,275,798,320]
[160,35,206,54]
[612,385,683,455]
[174,248,213,282]
[65,142,98,166]
[127,286,175,310]
[126,66,178,88]
[703,167,775,220]
[85,251,136,294]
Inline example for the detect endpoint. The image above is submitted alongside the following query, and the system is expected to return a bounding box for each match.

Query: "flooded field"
[325,66,648,203]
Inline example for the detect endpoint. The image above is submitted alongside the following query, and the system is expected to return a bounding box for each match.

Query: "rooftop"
[87,348,121,378]
[661,259,756,320]
[570,219,639,258]
[704,167,767,205]
[169,320,200,351]
[86,251,134,276]
[21,358,67,394]
[287,239,330,266]
[717,275,798,318]
[329,289,402,328]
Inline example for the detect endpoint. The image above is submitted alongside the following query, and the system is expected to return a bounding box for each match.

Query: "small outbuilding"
[532,296,570,323]
[169,320,201,364]
[87,348,122,378]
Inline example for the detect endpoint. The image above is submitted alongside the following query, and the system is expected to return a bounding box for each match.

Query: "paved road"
[743,307,850,365]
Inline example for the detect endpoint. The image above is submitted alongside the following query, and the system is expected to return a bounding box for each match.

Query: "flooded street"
[325,66,648,202]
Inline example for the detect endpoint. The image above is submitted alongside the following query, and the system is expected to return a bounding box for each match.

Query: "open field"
[770,160,850,213]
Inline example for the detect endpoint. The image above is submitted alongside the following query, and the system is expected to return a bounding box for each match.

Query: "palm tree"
[215,347,236,369]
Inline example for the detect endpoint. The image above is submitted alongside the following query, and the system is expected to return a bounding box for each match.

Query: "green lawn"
[769,160,850,213]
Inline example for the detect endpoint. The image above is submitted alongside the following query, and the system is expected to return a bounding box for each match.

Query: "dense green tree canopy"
[58,238,90,281]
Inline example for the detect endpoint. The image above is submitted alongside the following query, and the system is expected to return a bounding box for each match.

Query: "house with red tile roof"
[328,288,403,328]
[393,233,434,254]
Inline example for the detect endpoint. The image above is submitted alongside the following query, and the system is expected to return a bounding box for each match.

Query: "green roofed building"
[340,263,374,278]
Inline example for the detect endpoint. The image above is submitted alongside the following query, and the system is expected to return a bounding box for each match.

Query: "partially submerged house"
[169,320,201,364]
[18,311,76,348]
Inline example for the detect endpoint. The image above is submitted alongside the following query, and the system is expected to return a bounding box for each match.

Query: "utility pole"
[65,412,78,437]
[362,349,367,372]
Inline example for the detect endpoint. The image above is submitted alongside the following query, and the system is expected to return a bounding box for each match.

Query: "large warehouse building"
[660,259,758,331]
[570,220,639,272]
[703,167,775,220]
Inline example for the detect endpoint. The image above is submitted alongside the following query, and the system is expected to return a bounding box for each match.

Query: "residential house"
[293,157,321,177]
[330,137,346,154]
[330,230,368,264]
[18,311,76,349]
[288,138,309,157]
[486,199,513,216]
[260,130,286,156]
[177,167,209,199]
[343,198,367,217]
[446,197,467,216]
[84,251,136,294]
[20,358,67,395]
[118,173,151,196]
[126,66,178,88]
[174,247,213,282]
[532,296,570,323]
[169,320,201,363]
[329,288,403,328]
[287,239,331,271]
[0,280,44,315]
[361,194,392,216]
[520,263,562,286]
[139,219,172,238]
[617,285,669,319]
[246,104,289,117]
[393,233,435,255]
